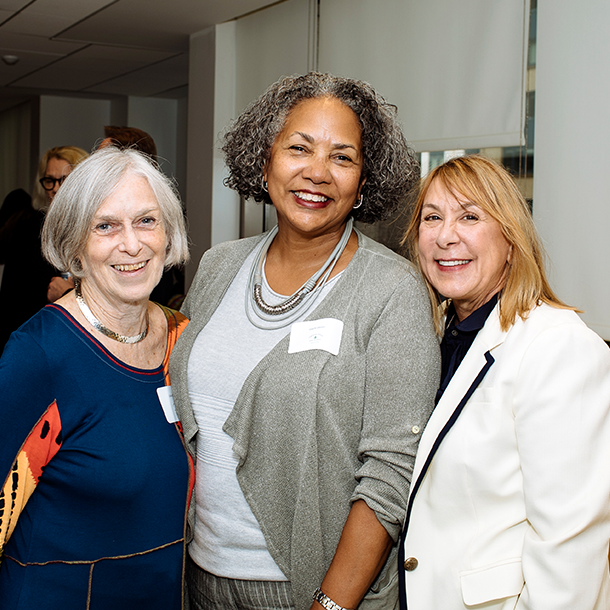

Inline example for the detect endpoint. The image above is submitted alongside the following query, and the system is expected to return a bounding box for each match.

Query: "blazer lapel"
[410,305,506,487]
[398,306,507,610]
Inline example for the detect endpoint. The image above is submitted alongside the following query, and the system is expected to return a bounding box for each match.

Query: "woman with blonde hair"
[33,145,89,209]
[399,154,610,610]
[0,146,89,351]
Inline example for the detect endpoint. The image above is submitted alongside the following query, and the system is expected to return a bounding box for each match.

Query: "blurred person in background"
[0,146,88,353]
[101,125,157,161]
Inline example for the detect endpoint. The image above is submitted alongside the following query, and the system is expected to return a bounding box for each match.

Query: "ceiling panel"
[2,0,115,35]
[85,53,188,96]
[10,44,177,90]
[0,48,69,86]
[3,11,86,35]
[0,0,278,100]
[0,30,85,54]
[55,0,277,51]
[0,0,31,11]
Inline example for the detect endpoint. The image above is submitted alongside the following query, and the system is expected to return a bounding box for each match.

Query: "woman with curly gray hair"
[169,72,440,610]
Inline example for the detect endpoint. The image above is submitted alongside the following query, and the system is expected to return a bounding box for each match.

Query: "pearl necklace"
[246,218,353,329]
[75,282,149,344]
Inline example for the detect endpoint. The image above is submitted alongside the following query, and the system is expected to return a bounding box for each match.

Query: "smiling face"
[418,178,512,321]
[80,172,167,308]
[264,96,365,239]
[45,156,73,203]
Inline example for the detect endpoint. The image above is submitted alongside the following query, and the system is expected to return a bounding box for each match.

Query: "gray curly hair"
[222,72,419,224]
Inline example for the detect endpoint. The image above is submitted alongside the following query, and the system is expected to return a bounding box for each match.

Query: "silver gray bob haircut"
[42,146,189,278]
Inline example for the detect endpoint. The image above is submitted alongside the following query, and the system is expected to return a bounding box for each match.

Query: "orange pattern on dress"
[0,400,62,556]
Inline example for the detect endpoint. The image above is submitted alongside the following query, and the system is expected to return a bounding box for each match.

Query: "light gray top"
[169,229,441,610]
[187,244,339,580]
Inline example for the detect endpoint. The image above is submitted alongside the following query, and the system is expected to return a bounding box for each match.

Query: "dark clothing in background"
[0,190,56,354]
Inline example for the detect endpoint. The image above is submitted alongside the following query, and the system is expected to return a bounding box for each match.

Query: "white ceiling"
[0,0,277,106]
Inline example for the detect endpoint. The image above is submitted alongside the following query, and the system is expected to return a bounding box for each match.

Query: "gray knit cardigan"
[169,229,440,610]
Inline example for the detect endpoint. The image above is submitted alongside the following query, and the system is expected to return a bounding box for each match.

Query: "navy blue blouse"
[435,294,498,405]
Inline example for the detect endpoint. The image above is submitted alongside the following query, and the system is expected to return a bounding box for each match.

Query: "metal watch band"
[312,587,353,610]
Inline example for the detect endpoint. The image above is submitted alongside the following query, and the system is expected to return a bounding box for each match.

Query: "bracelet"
[312,588,353,610]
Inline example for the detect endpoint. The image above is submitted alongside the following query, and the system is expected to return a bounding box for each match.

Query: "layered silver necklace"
[246,218,353,329]
[75,282,149,344]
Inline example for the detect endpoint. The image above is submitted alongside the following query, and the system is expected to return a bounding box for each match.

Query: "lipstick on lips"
[292,190,331,208]
[437,259,470,269]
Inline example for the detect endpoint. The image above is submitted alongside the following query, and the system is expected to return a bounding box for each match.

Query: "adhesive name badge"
[288,318,344,356]
[157,385,179,423]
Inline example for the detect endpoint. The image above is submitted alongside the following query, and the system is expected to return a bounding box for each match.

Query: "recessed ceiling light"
[2,55,19,66]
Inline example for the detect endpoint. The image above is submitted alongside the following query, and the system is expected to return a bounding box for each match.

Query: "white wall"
[0,102,32,202]
[127,96,180,180]
[39,95,111,155]
[185,26,216,286]
[533,0,610,339]
[234,0,312,113]
[211,21,240,249]
[318,0,528,152]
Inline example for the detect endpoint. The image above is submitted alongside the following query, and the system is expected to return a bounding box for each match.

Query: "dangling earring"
[353,194,363,210]
[262,177,268,193]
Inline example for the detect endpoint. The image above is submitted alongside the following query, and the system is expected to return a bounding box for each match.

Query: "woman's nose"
[49,183,60,201]
[302,155,331,183]
[437,221,459,247]
[119,227,143,255]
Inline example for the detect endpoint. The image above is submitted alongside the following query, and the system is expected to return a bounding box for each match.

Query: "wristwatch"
[312,587,354,610]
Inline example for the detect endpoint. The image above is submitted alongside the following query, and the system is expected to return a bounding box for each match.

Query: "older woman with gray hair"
[0,147,192,609]
[169,72,440,610]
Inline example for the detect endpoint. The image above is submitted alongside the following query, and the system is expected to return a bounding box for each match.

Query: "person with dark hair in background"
[0,188,30,230]
[101,125,158,161]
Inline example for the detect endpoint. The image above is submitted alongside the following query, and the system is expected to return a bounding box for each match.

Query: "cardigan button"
[404,557,419,571]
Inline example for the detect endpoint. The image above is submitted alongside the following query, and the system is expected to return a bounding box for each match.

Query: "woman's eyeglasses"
[39,176,67,191]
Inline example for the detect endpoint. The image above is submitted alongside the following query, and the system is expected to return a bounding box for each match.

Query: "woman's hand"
[310,499,392,610]
[47,276,75,302]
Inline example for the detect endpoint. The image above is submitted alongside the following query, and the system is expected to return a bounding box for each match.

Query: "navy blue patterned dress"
[0,304,192,609]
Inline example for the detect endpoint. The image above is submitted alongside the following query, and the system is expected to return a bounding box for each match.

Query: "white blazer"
[400,303,610,610]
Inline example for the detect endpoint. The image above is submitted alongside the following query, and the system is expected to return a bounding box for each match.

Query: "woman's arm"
[314,269,440,609]
[0,332,60,557]
[0,402,62,556]
[514,318,610,608]
[311,500,392,610]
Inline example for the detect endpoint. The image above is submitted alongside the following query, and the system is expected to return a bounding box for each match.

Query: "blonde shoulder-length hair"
[403,154,574,334]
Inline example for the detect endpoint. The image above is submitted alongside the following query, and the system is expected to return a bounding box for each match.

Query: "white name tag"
[157,385,178,423]
[288,318,344,356]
